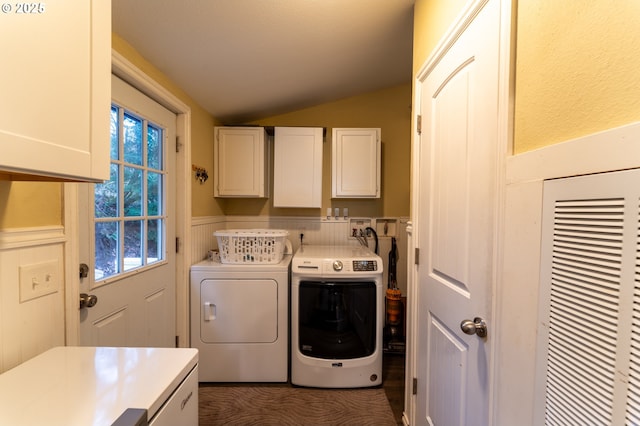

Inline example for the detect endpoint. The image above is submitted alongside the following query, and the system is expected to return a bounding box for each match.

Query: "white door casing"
[412,0,510,424]
[78,75,177,347]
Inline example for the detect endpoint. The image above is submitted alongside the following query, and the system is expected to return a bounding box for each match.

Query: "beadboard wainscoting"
[0,227,66,373]
[190,216,409,295]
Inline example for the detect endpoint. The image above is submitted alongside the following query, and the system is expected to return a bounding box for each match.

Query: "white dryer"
[190,255,291,382]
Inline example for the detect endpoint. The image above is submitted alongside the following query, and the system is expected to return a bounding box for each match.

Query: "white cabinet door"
[332,128,380,198]
[0,0,110,182]
[274,127,323,208]
[214,127,268,197]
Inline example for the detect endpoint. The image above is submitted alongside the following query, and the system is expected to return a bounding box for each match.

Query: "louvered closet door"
[537,168,640,425]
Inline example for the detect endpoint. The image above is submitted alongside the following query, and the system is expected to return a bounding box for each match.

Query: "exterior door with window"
[79,75,176,347]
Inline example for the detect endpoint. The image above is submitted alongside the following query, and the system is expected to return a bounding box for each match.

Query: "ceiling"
[112,0,415,124]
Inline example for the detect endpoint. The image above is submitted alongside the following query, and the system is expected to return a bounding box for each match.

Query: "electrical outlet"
[19,260,60,302]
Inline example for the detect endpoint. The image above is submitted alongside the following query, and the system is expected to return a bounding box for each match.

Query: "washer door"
[200,279,278,343]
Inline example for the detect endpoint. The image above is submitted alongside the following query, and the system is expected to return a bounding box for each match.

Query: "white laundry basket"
[214,229,289,264]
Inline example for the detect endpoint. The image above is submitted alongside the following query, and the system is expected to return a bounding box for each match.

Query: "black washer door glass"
[298,281,376,359]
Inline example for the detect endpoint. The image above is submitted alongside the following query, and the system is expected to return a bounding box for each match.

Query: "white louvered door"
[537,168,640,425]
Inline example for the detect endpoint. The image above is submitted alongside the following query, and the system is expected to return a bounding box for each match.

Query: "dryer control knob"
[333,260,343,272]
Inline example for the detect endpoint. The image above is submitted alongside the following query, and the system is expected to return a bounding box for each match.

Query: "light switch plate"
[19,260,60,302]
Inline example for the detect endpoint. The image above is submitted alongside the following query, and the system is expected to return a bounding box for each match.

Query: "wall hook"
[192,164,208,184]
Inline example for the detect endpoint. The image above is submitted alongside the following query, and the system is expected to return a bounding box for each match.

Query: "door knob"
[460,317,487,338]
[79,293,98,309]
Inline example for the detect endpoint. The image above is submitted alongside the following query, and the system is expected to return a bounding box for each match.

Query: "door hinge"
[415,247,420,265]
[175,335,179,348]
[416,114,422,135]
[413,377,418,395]
[176,237,180,253]
[176,136,181,153]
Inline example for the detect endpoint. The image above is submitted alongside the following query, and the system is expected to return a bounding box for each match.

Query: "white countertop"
[0,346,198,426]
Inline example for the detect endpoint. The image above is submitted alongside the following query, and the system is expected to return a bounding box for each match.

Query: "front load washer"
[190,254,291,382]
[291,245,383,388]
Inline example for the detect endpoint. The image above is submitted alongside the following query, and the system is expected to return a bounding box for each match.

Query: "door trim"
[64,50,192,347]
[408,0,513,424]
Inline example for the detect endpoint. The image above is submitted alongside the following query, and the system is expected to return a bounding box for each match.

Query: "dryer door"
[200,279,278,343]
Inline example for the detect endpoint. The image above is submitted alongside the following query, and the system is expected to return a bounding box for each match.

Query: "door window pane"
[123,113,143,165]
[147,219,161,264]
[95,221,119,280]
[95,164,119,218]
[124,220,143,271]
[147,171,161,216]
[148,124,161,170]
[123,166,143,217]
[93,102,166,283]
[110,106,119,160]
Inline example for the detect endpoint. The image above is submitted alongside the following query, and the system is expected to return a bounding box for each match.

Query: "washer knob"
[333,260,343,271]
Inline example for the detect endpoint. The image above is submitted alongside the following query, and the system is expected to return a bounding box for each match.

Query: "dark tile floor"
[382,352,406,425]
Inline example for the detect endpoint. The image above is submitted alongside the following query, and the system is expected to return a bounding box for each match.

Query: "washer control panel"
[292,245,383,276]
[352,260,377,272]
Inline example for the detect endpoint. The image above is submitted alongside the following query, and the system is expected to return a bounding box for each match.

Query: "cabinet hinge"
[415,247,420,265]
[416,114,422,135]
[176,237,180,254]
[176,136,181,153]
[413,377,418,395]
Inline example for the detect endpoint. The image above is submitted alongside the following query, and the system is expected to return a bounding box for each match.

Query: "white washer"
[291,245,383,388]
[190,255,291,382]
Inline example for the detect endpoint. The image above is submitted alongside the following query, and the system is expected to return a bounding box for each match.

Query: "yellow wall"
[0,181,61,228]
[111,34,224,218]
[223,83,413,218]
[412,0,468,76]
[514,1,640,153]
[414,0,640,154]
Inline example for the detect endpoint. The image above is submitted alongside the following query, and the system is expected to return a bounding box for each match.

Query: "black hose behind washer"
[365,226,379,255]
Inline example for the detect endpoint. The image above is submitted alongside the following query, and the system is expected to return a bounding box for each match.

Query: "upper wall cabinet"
[0,0,111,182]
[273,127,323,208]
[331,128,381,198]
[214,127,268,198]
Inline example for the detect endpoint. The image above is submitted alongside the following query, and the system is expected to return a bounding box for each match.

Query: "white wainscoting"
[0,227,66,373]
[190,216,409,294]
[494,121,640,425]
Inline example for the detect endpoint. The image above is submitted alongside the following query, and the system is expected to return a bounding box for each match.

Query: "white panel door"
[415,0,502,424]
[79,75,177,348]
